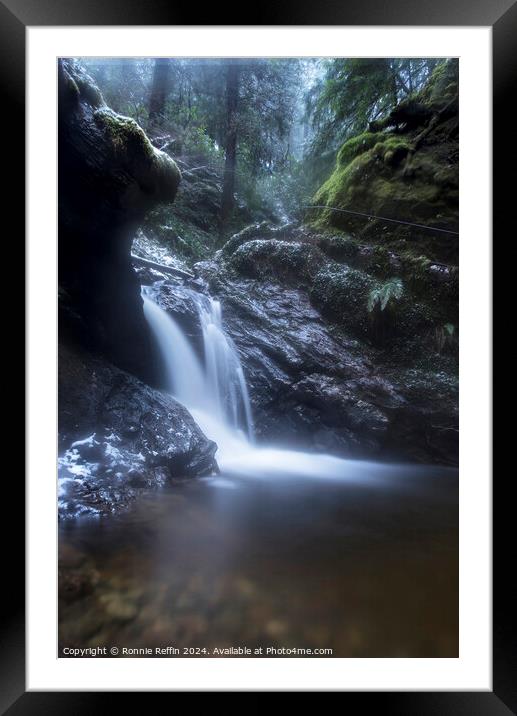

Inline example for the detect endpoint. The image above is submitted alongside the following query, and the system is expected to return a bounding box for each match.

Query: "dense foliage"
[81,57,448,222]
[78,54,458,277]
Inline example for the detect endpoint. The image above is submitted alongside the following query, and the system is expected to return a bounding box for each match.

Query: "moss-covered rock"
[229,239,324,286]
[310,60,458,263]
[221,222,277,257]
[310,264,375,338]
[317,234,360,262]
[93,107,180,205]
[58,59,181,380]
[336,132,385,167]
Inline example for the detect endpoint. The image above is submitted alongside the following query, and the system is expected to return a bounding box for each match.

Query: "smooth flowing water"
[59,464,458,656]
[142,284,254,448]
[141,283,392,478]
[58,283,458,656]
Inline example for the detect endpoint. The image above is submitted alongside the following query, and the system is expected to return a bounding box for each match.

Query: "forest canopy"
[80,57,452,229]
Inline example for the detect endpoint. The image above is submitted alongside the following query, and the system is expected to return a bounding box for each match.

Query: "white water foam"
[142,282,386,482]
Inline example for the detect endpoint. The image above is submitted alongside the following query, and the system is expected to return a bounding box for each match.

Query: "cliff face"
[311,61,458,264]
[58,59,181,380]
[58,61,218,518]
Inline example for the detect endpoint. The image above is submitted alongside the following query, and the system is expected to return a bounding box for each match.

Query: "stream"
[59,282,458,657]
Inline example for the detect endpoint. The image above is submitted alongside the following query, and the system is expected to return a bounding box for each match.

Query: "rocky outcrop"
[58,62,223,519]
[140,157,271,262]
[58,344,218,519]
[156,248,458,465]
[223,233,457,355]
[58,59,181,381]
[310,60,459,263]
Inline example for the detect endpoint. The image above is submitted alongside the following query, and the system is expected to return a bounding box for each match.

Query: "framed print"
[5,0,507,709]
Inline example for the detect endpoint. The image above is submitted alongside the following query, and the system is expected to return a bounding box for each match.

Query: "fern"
[434,323,456,352]
[367,278,404,313]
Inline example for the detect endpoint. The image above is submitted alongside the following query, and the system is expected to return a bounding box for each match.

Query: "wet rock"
[99,593,138,622]
[58,343,218,519]
[58,59,181,381]
[229,239,325,287]
[310,263,375,339]
[195,257,457,464]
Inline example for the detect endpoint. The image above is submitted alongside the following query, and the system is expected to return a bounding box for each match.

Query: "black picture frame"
[6,0,506,710]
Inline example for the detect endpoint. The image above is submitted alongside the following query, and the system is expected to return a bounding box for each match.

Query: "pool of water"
[59,462,458,657]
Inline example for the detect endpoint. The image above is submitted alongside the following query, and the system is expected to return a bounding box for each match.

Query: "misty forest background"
[81,58,456,252]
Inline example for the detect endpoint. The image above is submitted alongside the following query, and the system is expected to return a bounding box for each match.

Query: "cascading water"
[142,281,384,481]
[187,291,254,441]
[141,290,206,410]
[142,283,255,461]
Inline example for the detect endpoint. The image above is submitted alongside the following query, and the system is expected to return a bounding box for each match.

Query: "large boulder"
[220,230,456,353]
[58,59,181,381]
[194,257,458,465]
[311,61,459,263]
[228,239,325,287]
[58,344,218,519]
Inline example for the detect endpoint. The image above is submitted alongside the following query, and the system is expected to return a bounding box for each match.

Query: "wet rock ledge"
[58,61,216,518]
[58,344,218,519]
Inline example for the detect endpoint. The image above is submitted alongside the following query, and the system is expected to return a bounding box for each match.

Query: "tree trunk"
[148,58,171,129]
[220,61,240,228]
[389,60,398,108]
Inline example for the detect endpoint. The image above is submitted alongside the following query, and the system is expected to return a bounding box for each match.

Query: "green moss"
[94,108,153,155]
[336,132,384,167]
[94,107,181,202]
[373,135,412,165]
[312,150,372,225]
[310,129,456,256]
[419,60,458,111]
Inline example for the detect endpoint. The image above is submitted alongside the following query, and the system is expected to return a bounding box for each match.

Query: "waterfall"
[141,291,206,410]
[187,291,254,441]
[142,284,253,448]
[142,281,371,480]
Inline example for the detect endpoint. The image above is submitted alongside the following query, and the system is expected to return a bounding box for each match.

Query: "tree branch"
[131,253,194,279]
